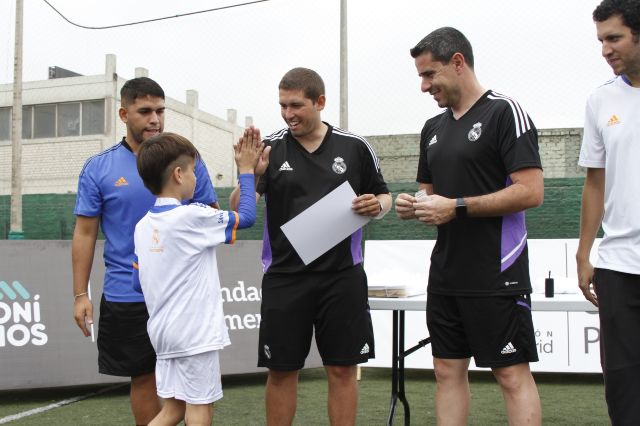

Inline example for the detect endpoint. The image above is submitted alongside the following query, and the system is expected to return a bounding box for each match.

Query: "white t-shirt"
[579,76,640,275]
[134,197,235,359]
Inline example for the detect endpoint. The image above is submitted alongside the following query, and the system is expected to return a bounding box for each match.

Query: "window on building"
[34,104,56,138]
[57,103,80,137]
[22,106,32,139]
[0,108,10,141]
[82,100,104,135]
[9,99,105,140]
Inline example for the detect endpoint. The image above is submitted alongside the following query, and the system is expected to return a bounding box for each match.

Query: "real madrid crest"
[467,122,482,142]
[332,157,347,174]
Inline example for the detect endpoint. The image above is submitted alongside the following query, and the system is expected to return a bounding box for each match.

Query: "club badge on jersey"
[468,122,483,142]
[332,157,347,174]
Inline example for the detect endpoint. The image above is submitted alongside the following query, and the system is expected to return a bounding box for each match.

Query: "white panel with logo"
[364,239,603,373]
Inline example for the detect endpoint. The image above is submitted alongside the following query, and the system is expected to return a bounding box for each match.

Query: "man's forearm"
[465,168,543,217]
[465,184,537,216]
[576,169,605,262]
[71,216,99,296]
[72,234,96,295]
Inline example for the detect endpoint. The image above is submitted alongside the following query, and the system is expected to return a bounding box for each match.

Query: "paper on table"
[281,181,370,265]
[366,271,427,298]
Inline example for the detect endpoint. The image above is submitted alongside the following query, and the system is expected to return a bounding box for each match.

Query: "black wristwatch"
[455,197,467,219]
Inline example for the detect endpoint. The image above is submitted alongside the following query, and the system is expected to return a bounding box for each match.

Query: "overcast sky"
[1,0,613,137]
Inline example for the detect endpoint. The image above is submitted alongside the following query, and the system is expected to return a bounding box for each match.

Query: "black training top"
[257,123,389,274]
[417,90,542,296]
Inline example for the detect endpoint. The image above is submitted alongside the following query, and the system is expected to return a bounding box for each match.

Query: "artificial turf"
[0,367,608,425]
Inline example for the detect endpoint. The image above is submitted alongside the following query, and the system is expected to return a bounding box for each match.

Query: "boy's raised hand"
[234,126,265,174]
[242,126,271,176]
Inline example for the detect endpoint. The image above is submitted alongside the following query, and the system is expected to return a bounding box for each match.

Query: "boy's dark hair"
[137,132,199,195]
[121,77,165,107]
[279,67,325,102]
[410,27,475,69]
[594,0,640,37]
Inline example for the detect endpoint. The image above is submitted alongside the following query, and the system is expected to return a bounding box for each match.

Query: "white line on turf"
[0,383,127,424]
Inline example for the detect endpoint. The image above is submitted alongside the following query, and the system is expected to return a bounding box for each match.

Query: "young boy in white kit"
[132,131,265,425]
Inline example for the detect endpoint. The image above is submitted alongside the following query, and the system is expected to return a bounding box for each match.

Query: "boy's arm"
[230,179,261,211]
[235,174,257,229]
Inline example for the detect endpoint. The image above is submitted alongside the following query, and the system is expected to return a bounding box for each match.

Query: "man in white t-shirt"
[576,1,640,423]
[132,132,263,425]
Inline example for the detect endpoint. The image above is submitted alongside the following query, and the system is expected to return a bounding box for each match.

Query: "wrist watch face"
[456,198,467,218]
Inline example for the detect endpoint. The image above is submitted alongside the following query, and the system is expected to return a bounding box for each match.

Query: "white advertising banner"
[0,240,321,390]
[364,239,603,374]
[368,310,602,373]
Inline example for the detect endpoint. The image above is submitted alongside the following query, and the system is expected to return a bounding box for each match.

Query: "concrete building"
[0,54,246,195]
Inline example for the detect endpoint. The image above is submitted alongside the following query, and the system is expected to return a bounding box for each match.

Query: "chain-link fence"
[0,0,614,239]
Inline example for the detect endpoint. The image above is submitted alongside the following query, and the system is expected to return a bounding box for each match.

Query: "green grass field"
[0,368,608,425]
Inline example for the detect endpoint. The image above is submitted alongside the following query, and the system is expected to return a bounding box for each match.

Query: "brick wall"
[0,139,104,195]
[367,128,585,182]
[537,128,585,178]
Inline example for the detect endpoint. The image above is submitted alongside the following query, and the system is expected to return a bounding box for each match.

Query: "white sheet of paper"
[281,181,371,265]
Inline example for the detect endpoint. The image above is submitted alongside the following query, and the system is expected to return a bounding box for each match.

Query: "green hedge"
[0,178,593,240]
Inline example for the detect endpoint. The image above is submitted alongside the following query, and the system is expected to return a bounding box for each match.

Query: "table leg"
[386,310,399,425]
[398,310,411,425]
[386,308,431,425]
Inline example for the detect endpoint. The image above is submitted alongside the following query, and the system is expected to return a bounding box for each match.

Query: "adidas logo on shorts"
[360,343,370,355]
[501,342,517,355]
[264,344,271,359]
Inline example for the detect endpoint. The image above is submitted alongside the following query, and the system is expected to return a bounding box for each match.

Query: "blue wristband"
[236,174,256,229]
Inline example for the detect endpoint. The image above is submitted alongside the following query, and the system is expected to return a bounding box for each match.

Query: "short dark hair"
[137,132,199,195]
[410,27,475,69]
[593,0,640,36]
[121,77,165,107]
[279,67,325,101]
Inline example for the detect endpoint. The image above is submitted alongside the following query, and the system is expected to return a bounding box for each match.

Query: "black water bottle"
[545,271,554,298]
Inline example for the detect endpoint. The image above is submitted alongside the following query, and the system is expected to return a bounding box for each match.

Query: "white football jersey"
[134,198,236,359]
[579,76,640,275]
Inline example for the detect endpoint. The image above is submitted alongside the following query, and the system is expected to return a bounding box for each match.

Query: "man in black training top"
[396,27,543,425]
[231,67,391,425]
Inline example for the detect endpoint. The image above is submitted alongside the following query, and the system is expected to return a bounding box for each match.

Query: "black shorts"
[97,295,156,377]
[258,265,375,370]
[594,268,640,425]
[426,293,538,368]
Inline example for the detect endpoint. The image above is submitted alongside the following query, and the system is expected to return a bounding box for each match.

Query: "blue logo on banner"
[0,281,31,301]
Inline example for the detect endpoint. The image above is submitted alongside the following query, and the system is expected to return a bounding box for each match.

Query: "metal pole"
[9,0,24,240]
[339,0,348,130]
